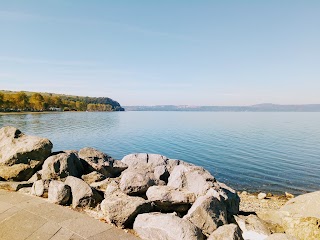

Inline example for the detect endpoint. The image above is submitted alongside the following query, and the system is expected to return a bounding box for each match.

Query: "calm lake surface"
[1,111,319,195]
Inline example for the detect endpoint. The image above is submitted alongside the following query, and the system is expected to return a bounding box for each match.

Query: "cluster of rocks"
[0,126,319,240]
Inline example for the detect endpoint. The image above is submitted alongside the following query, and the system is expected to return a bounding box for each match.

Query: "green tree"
[3,93,14,110]
[68,100,76,110]
[14,92,29,110]
[87,103,112,111]
[43,96,52,109]
[29,93,44,111]
[0,93,3,108]
[51,96,63,108]
[75,101,86,111]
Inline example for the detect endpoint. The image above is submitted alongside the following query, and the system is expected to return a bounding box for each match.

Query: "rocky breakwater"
[0,126,52,181]
[0,126,319,240]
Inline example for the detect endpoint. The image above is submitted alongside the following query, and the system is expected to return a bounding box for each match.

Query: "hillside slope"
[0,90,124,112]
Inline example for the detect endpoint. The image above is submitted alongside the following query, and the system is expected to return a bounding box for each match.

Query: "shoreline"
[238,191,291,213]
[0,111,64,115]
[0,111,119,116]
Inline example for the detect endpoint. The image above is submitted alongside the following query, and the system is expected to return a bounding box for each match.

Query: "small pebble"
[285,192,294,199]
[258,192,267,200]
[266,192,273,197]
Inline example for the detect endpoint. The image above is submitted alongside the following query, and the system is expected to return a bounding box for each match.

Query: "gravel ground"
[239,191,293,213]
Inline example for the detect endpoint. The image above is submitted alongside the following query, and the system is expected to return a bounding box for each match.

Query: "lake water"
[1,111,319,195]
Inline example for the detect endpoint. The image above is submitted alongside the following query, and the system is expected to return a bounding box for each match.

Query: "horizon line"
[1,89,319,107]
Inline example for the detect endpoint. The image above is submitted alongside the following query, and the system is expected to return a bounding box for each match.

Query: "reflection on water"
[1,111,320,195]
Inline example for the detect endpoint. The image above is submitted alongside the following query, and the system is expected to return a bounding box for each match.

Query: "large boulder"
[167,165,216,197]
[207,224,244,240]
[65,176,102,208]
[0,165,37,182]
[0,126,52,181]
[259,191,320,240]
[215,182,240,217]
[101,191,152,228]
[31,179,50,197]
[234,215,271,240]
[184,189,228,236]
[168,164,240,217]
[78,147,127,177]
[122,153,168,169]
[104,179,121,195]
[133,212,204,240]
[154,165,170,183]
[146,185,196,212]
[27,171,42,183]
[166,159,194,173]
[119,168,161,195]
[48,180,71,205]
[256,210,285,234]
[41,151,84,180]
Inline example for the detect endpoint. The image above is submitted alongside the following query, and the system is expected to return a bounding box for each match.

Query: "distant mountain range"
[124,104,320,112]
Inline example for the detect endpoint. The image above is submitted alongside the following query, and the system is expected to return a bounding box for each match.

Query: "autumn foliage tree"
[29,93,45,111]
[0,91,120,112]
[0,93,3,108]
[14,92,29,110]
[87,103,112,111]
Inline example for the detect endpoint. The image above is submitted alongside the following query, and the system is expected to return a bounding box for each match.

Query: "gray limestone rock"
[119,168,159,195]
[166,159,194,174]
[65,176,103,208]
[207,224,244,240]
[184,189,228,236]
[101,191,152,228]
[0,126,52,181]
[48,180,71,205]
[78,147,127,177]
[31,179,50,197]
[215,182,240,216]
[41,151,84,180]
[27,171,42,183]
[167,165,216,197]
[234,214,271,240]
[121,153,168,169]
[154,165,170,182]
[133,212,204,240]
[146,185,196,212]
[259,191,320,240]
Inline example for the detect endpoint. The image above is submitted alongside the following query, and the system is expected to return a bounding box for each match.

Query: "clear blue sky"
[0,1,319,106]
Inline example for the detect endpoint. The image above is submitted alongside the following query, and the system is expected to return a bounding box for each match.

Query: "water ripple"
[1,112,320,195]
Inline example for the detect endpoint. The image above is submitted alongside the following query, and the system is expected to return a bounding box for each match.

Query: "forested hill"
[0,90,124,112]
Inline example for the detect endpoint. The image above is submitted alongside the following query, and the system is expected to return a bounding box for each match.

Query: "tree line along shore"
[0,90,124,112]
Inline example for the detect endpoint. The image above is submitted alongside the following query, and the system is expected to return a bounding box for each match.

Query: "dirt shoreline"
[239,191,291,213]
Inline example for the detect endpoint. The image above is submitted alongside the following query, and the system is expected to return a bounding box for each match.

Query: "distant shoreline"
[124,104,320,112]
[2,110,320,115]
[0,111,64,115]
[0,111,117,116]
